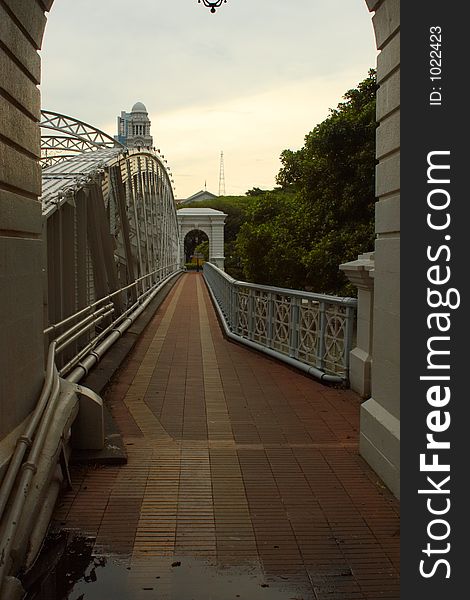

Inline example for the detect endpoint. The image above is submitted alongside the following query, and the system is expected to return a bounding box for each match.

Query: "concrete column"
[0,1,50,463]
[363,0,400,499]
[340,252,375,398]
[208,218,226,270]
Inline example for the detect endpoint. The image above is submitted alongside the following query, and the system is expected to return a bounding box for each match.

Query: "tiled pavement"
[54,273,400,599]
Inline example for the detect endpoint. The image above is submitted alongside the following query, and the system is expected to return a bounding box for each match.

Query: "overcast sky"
[40,0,376,198]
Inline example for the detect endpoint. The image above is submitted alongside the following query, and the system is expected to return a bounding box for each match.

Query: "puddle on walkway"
[23,531,309,600]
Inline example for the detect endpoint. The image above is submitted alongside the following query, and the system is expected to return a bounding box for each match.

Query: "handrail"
[0,267,183,595]
[44,263,180,378]
[66,269,182,383]
[0,343,57,522]
[205,262,357,306]
[44,264,175,336]
[0,356,61,593]
[59,268,180,378]
[203,262,357,382]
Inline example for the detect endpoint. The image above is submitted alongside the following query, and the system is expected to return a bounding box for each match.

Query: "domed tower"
[115,101,153,149]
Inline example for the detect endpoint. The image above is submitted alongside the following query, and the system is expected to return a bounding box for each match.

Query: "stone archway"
[0,0,400,497]
[177,208,227,270]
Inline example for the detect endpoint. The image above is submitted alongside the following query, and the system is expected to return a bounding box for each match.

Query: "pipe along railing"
[0,265,181,599]
[203,262,357,383]
[45,263,179,378]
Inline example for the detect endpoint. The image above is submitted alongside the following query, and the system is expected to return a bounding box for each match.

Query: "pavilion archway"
[177,208,227,270]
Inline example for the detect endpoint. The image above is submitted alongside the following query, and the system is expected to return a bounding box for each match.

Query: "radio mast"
[218,151,226,197]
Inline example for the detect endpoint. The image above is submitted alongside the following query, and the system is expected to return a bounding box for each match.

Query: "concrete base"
[349,348,372,398]
[360,397,400,498]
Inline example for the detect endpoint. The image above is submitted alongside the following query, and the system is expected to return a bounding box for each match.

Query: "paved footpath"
[54,273,399,600]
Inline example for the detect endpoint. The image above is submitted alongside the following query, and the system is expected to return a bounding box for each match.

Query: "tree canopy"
[236,70,377,295]
[180,71,377,295]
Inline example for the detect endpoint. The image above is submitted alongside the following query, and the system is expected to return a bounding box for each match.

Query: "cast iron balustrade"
[203,262,357,380]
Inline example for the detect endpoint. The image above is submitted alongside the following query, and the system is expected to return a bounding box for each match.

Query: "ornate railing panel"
[203,262,357,380]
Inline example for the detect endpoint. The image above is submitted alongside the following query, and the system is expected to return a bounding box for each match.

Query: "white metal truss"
[41,145,180,376]
[40,110,125,167]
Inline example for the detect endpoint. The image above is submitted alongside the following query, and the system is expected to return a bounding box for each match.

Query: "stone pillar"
[363,0,400,499]
[340,252,375,398]
[0,0,50,468]
[208,217,225,271]
[178,225,185,268]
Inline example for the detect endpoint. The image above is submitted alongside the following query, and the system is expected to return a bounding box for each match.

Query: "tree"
[237,70,377,295]
[195,240,209,261]
[236,189,306,288]
[245,187,266,197]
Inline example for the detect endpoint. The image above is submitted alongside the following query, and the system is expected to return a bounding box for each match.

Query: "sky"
[40,0,377,199]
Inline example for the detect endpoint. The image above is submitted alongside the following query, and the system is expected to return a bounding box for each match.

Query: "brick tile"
[52,274,399,598]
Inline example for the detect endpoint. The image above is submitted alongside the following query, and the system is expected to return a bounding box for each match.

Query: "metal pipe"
[24,467,63,571]
[10,386,78,575]
[203,271,344,385]
[58,271,176,377]
[66,270,182,383]
[44,267,167,336]
[0,342,56,521]
[0,369,60,591]
[55,305,114,351]
[56,308,114,356]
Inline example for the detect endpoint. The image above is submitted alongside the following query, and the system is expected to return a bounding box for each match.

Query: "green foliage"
[195,240,209,261]
[184,229,208,262]
[185,262,202,271]
[245,187,266,197]
[238,70,377,295]
[236,189,307,288]
[181,71,376,294]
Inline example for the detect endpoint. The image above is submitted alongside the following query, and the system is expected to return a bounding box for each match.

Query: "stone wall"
[0,0,53,447]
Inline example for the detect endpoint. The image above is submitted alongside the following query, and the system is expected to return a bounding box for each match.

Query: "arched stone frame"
[181,227,210,265]
[0,0,400,497]
[177,208,227,270]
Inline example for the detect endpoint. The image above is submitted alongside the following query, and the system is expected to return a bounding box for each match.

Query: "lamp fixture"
[198,0,227,14]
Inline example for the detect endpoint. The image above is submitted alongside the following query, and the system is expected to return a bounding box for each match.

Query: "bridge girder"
[41,146,180,377]
[40,109,125,167]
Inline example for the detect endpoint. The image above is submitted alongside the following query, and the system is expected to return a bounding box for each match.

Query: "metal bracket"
[70,384,105,451]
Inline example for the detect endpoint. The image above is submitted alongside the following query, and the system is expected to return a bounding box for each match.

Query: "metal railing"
[41,142,181,377]
[203,262,357,382]
[45,263,181,379]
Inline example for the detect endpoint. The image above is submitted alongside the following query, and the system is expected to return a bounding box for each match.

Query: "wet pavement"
[35,274,399,599]
[25,532,313,600]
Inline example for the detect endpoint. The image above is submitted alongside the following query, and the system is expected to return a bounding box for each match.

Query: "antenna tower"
[218,151,226,196]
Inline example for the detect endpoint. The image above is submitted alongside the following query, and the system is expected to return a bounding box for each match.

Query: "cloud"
[150,70,374,197]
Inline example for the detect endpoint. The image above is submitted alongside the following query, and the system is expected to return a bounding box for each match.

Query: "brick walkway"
[54,273,400,599]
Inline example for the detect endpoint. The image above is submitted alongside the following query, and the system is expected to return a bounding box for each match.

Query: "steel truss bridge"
[39,111,180,379]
